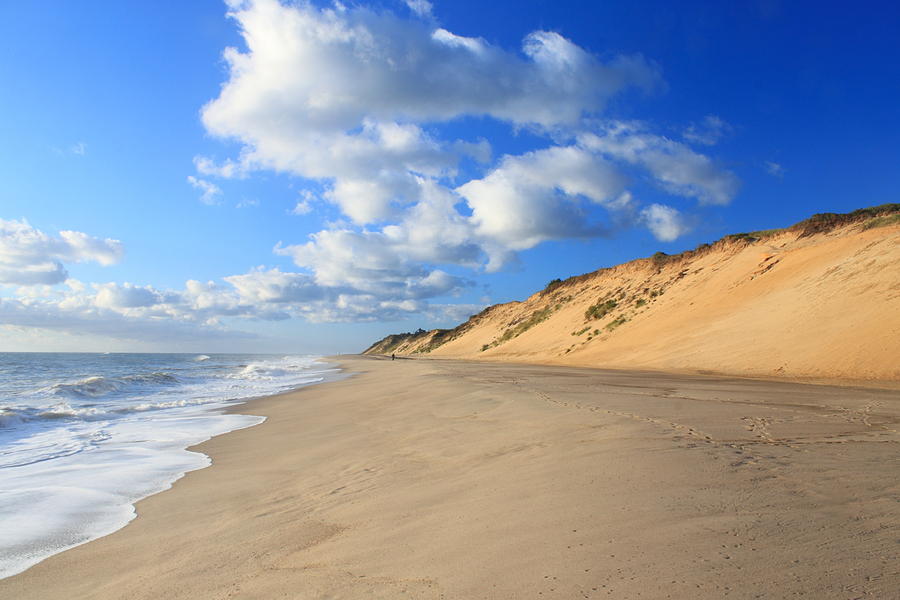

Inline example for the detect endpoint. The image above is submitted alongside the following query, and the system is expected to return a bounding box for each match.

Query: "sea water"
[0,352,339,579]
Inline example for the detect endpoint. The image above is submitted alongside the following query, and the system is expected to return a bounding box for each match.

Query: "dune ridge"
[365,205,900,383]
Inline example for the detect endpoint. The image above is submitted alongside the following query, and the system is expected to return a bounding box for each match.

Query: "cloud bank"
[0,219,123,285]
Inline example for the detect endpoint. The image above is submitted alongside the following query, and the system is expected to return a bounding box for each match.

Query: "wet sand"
[3,356,898,599]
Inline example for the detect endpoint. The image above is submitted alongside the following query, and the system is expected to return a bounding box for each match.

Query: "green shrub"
[544,278,563,292]
[750,228,786,238]
[862,214,900,230]
[725,232,756,243]
[605,316,627,331]
[793,204,900,236]
[585,299,617,320]
[485,306,556,349]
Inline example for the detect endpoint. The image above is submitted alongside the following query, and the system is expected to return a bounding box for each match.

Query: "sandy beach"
[4,355,898,599]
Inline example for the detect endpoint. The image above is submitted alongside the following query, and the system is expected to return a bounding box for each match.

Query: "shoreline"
[3,356,898,598]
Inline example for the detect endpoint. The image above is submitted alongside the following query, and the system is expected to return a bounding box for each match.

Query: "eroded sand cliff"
[365,206,900,383]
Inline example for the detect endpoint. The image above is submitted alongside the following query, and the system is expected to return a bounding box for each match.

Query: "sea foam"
[0,353,338,579]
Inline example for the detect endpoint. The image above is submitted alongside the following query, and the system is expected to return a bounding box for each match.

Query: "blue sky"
[1,0,897,353]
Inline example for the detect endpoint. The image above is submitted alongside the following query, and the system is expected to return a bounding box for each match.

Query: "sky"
[1,0,898,353]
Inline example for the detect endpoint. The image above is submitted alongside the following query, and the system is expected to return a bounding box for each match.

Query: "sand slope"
[366,208,900,384]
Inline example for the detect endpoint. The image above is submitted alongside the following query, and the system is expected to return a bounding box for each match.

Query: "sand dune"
[366,206,900,384]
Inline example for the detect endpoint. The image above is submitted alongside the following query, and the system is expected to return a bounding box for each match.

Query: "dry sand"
[3,356,898,599]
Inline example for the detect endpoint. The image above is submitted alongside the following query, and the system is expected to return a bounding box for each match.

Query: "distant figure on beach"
[391,353,395,361]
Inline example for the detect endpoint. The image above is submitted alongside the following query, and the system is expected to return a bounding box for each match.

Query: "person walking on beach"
[391,353,395,361]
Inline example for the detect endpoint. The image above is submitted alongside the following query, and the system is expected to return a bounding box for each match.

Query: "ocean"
[0,352,338,579]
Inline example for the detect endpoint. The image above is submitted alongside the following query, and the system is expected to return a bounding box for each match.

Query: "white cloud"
[683,115,730,146]
[404,0,433,18]
[187,175,222,205]
[93,282,170,310]
[224,267,323,303]
[0,295,256,345]
[200,0,659,225]
[291,190,316,215]
[0,255,472,343]
[205,0,657,133]
[458,146,629,265]
[193,155,246,179]
[0,219,123,285]
[195,2,736,283]
[640,204,691,242]
[275,227,468,300]
[71,142,87,156]
[425,302,485,324]
[579,122,740,205]
[56,230,123,266]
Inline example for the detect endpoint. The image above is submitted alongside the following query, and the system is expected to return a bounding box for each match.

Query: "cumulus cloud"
[93,283,168,309]
[199,0,660,225]
[205,0,658,134]
[0,219,123,285]
[276,227,469,300]
[458,146,629,265]
[224,267,323,303]
[640,204,691,242]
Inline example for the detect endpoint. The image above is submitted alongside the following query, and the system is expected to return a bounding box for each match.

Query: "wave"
[233,364,290,379]
[0,396,227,427]
[0,408,24,428]
[1,403,105,426]
[2,356,332,431]
[231,357,324,381]
[193,355,211,362]
[44,372,180,399]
